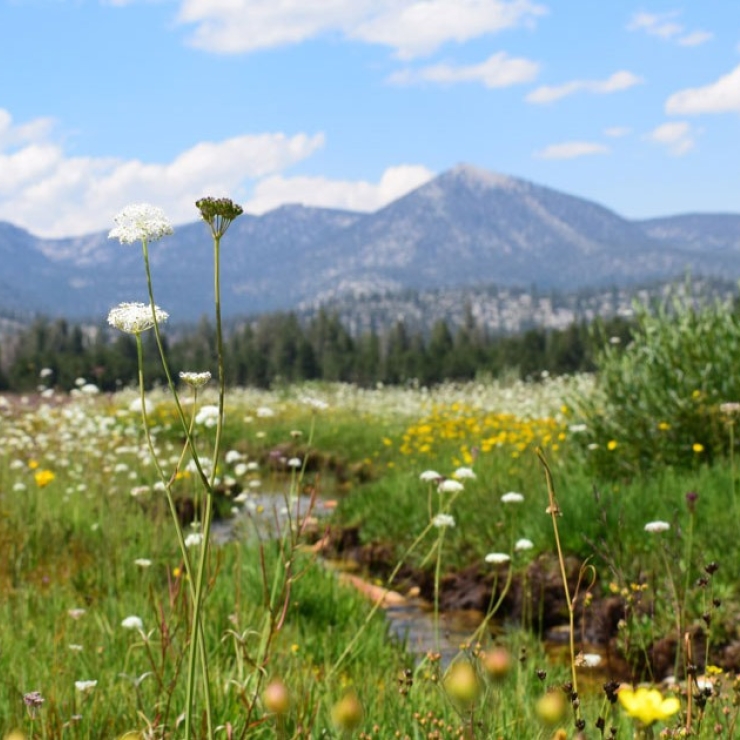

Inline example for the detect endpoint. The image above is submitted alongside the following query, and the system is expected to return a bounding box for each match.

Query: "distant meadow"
[3,200,740,739]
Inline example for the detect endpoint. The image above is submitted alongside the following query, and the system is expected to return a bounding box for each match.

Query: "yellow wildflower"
[618,686,680,726]
[692,443,704,453]
[607,440,618,451]
[34,469,55,488]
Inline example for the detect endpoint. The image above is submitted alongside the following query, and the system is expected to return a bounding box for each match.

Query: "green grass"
[2,372,740,738]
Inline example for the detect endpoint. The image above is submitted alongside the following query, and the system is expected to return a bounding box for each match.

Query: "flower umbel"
[109,203,173,244]
[108,302,169,335]
[195,196,243,237]
[618,686,680,726]
[179,371,212,388]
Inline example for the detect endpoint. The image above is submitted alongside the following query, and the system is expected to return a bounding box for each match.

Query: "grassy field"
[1,369,739,739]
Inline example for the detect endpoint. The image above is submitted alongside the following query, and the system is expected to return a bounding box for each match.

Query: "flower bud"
[331,691,363,732]
[443,660,481,705]
[262,679,291,716]
[536,691,567,726]
[480,647,512,683]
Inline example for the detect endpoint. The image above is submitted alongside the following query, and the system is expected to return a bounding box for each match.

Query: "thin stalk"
[433,529,446,653]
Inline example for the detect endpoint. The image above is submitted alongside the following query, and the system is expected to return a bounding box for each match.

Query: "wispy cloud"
[627,10,712,47]
[603,126,632,138]
[645,121,695,156]
[665,63,740,114]
[526,71,643,104]
[177,0,547,59]
[0,109,327,237]
[244,165,435,214]
[387,52,539,88]
[533,141,610,160]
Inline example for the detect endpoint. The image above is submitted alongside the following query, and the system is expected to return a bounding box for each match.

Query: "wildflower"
[108,302,169,335]
[195,405,220,427]
[437,479,464,494]
[134,558,152,568]
[692,442,704,453]
[262,679,291,715]
[225,450,244,464]
[501,491,524,504]
[617,686,680,726]
[432,514,455,528]
[185,532,204,548]
[234,462,248,477]
[195,196,243,237]
[68,608,86,620]
[607,440,618,451]
[720,402,740,416]
[480,647,511,682]
[287,457,302,468]
[75,680,97,693]
[658,421,671,431]
[485,553,511,565]
[24,691,44,709]
[576,652,603,668]
[453,466,476,480]
[39,367,53,379]
[34,469,55,488]
[444,660,481,705]
[515,538,534,551]
[420,470,442,482]
[121,616,144,630]
[644,521,670,533]
[109,203,173,244]
[69,644,83,652]
[536,690,567,725]
[179,371,212,388]
[685,490,699,513]
[331,691,364,732]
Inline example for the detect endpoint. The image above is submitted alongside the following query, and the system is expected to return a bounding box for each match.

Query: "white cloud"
[533,141,610,160]
[387,51,539,88]
[678,30,713,47]
[604,126,632,138]
[526,70,643,104]
[627,11,712,46]
[244,165,435,214]
[665,63,740,115]
[645,121,694,156]
[177,0,547,58]
[0,109,326,237]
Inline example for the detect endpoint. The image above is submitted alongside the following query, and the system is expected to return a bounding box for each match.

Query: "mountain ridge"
[2,163,739,322]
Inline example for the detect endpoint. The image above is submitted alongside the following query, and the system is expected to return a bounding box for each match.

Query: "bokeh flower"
[34,469,55,488]
[108,302,169,335]
[644,521,670,533]
[618,686,680,726]
[485,552,510,565]
[121,616,143,630]
[109,203,173,244]
[501,491,524,504]
[432,514,455,529]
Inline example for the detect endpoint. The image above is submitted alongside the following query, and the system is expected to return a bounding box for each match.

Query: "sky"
[1,0,739,238]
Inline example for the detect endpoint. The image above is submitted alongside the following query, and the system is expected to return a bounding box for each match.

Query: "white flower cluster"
[109,203,174,245]
[179,371,212,388]
[108,302,169,335]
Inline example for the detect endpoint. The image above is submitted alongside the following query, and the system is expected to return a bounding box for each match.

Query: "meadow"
[3,200,740,739]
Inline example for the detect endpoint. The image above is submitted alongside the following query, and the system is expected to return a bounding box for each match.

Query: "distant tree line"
[0,308,635,393]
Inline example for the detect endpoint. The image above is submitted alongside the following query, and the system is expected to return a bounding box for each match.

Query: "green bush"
[573,296,740,478]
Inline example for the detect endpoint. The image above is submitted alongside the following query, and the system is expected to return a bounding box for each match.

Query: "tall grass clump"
[574,294,740,478]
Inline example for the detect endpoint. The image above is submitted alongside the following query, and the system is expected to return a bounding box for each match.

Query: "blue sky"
[1,0,739,238]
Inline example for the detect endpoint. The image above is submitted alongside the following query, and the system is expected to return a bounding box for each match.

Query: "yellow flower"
[658,421,671,431]
[693,443,704,453]
[607,440,618,451]
[618,686,680,726]
[34,469,55,488]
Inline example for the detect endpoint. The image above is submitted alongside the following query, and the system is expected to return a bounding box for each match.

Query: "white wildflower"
[179,371,212,388]
[453,467,476,480]
[109,203,173,244]
[437,479,464,494]
[195,405,220,427]
[485,552,511,565]
[432,514,456,529]
[121,615,144,630]
[287,457,302,468]
[501,492,524,504]
[645,521,670,533]
[185,532,204,548]
[134,558,152,568]
[108,302,169,335]
[75,680,97,693]
[419,470,442,482]
[515,538,534,551]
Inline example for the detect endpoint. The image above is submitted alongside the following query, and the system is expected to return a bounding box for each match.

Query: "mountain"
[3,163,740,323]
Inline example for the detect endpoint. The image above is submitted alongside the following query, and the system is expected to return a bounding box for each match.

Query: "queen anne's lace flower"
[432,513,455,528]
[644,520,670,533]
[485,552,510,564]
[179,371,212,388]
[108,302,169,334]
[109,203,174,244]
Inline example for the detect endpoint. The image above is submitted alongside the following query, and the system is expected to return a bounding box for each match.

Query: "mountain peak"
[444,163,521,190]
